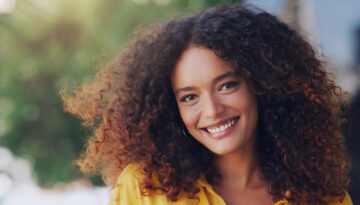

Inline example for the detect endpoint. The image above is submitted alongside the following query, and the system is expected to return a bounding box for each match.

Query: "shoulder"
[108,163,143,205]
[276,191,353,205]
[296,191,353,205]
[325,192,353,205]
[114,163,144,186]
[108,163,202,205]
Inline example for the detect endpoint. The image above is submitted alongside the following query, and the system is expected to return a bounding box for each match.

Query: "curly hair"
[61,4,350,205]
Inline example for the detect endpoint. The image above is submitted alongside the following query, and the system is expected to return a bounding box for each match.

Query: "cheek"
[178,106,199,129]
[244,96,258,128]
[229,91,258,121]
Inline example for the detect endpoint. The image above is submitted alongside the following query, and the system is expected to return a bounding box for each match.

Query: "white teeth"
[206,119,236,134]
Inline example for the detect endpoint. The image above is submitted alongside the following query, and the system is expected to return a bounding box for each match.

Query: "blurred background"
[0,0,359,204]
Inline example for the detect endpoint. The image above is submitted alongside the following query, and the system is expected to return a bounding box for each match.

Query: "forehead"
[171,46,234,88]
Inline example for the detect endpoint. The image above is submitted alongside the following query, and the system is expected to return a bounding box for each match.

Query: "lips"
[201,116,239,139]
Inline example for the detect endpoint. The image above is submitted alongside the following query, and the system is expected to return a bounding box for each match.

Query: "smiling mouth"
[202,117,239,134]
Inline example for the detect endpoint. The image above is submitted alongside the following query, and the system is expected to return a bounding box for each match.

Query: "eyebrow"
[174,72,238,96]
[213,72,238,84]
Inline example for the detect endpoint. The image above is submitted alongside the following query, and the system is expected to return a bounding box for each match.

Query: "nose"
[201,93,225,119]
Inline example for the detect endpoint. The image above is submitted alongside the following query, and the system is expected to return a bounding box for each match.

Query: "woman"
[61,4,352,205]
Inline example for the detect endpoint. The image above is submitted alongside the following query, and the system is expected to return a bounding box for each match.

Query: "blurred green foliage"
[0,0,240,187]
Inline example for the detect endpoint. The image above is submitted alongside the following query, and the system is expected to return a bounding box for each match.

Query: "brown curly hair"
[61,4,350,204]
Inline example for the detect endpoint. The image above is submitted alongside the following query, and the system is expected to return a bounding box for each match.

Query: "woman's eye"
[180,94,197,102]
[219,81,240,91]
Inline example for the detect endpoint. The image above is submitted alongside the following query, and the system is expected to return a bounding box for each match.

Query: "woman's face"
[171,46,258,155]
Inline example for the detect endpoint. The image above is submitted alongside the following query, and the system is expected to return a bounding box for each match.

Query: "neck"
[214,138,263,191]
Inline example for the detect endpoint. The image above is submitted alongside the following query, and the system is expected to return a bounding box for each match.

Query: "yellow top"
[108,164,353,205]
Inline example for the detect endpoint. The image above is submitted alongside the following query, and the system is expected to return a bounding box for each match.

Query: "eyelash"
[219,81,240,91]
[180,94,197,102]
[179,81,240,103]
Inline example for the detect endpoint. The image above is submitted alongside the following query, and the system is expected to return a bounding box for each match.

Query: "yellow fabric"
[108,164,353,205]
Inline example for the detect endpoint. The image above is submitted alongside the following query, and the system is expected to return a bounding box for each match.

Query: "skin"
[171,46,274,204]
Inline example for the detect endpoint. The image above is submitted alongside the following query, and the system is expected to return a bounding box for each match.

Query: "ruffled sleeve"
[274,198,289,205]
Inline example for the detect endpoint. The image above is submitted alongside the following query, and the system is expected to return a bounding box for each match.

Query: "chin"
[208,145,240,156]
